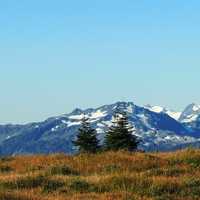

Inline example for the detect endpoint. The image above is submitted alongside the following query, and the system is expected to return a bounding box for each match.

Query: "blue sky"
[0,0,200,123]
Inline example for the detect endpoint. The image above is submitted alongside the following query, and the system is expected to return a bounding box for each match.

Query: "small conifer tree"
[104,111,139,151]
[73,117,100,153]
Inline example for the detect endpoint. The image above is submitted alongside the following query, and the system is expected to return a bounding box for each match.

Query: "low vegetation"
[0,149,199,199]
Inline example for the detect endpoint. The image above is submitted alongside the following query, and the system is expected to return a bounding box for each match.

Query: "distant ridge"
[0,101,200,155]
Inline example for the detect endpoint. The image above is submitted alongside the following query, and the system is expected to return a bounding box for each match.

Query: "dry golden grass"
[0,149,200,200]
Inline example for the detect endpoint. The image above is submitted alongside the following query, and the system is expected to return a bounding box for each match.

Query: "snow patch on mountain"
[61,120,68,124]
[145,105,181,121]
[69,114,84,120]
[192,104,200,112]
[145,105,164,113]
[90,110,107,119]
[166,111,181,121]
[67,121,81,127]
[51,125,59,132]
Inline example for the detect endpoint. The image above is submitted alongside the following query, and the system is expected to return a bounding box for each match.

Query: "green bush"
[69,179,91,192]
[149,182,181,196]
[185,178,200,187]
[183,178,200,197]
[42,179,65,193]
[1,175,46,189]
[185,156,200,168]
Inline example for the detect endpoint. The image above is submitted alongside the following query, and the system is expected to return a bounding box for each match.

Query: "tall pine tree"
[104,111,139,151]
[73,117,100,153]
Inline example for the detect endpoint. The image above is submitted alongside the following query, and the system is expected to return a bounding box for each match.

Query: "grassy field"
[0,149,200,200]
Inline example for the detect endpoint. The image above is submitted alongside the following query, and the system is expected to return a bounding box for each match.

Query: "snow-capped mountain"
[179,103,200,123]
[179,103,200,134]
[0,101,200,155]
[145,105,181,121]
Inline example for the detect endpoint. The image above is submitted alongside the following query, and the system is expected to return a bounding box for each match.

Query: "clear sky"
[0,0,200,124]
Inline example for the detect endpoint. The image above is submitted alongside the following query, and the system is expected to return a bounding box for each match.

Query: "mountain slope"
[179,103,200,123]
[0,101,199,155]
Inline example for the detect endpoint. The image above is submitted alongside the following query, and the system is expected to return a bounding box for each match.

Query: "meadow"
[0,149,200,200]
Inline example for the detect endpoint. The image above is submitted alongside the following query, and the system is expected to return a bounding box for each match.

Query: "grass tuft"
[47,165,79,176]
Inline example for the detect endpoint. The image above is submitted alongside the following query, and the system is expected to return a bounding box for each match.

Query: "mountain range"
[0,102,200,155]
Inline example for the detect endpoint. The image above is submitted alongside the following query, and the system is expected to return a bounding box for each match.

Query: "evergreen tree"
[104,111,139,151]
[73,117,100,153]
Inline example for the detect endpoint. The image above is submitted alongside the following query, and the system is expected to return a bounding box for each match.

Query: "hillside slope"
[0,149,200,200]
